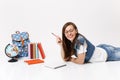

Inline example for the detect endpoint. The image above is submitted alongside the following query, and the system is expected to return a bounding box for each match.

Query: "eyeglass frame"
[64,28,75,34]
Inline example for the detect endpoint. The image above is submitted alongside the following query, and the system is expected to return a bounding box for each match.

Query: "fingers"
[57,37,62,43]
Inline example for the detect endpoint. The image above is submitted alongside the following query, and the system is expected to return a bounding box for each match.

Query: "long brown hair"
[62,22,79,61]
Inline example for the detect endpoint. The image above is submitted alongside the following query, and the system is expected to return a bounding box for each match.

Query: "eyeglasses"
[64,28,75,34]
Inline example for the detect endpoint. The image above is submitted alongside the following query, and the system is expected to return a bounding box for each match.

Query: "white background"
[0,0,120,80]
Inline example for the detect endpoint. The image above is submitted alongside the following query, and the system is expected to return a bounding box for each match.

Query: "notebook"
[44,61,67,69]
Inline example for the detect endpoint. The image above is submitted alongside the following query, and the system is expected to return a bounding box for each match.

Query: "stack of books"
[28,42,45,59]
[24,42,45,65]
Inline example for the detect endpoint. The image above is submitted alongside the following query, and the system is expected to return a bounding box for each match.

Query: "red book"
[37,43,45,59]
[30,43,33,59]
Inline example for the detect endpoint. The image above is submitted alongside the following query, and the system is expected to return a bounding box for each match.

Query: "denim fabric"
[74,35,95,63]
[97,44,120,61]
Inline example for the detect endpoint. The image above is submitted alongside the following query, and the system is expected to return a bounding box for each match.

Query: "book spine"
[33,43,36,59]
[36,43,39,58]
[37,43,45,59]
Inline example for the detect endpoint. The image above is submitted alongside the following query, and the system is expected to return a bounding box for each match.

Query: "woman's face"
[64,25,77,42]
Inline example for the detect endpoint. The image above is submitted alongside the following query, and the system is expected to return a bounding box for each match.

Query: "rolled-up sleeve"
[75,37,87,54]
[77,41,87,54]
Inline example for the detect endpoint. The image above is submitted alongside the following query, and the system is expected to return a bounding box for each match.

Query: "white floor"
[0,53,120,80]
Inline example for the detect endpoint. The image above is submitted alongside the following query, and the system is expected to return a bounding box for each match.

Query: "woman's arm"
[71,41,87,64]
[60,45,66,61]
[54,34,66,61]
[71,53,86,64]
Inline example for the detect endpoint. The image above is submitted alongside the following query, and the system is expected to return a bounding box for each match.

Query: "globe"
[5,44,19,58]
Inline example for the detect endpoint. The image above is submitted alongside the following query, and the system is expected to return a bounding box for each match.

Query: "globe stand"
[8,57,18,62]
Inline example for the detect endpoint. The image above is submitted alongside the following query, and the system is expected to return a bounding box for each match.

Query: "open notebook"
[44,61,67,69]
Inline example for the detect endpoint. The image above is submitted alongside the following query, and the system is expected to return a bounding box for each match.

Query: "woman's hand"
[51,33,62,46]
[51,33,64,61]
[56,37,62,45]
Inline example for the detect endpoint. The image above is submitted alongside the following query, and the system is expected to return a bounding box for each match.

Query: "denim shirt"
[74,35,95,63]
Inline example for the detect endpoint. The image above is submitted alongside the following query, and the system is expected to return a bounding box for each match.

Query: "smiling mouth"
[68,35,73,38]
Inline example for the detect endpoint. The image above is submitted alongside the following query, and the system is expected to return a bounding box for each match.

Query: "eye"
[65,28,75,34]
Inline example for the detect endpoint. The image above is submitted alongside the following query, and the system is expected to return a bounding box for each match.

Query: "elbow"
[71,58,85,64]
[77,61,84,64]
[75,59,84,64]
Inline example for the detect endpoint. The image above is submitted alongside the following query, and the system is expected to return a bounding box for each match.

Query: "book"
[28,42,46,60]
[32,43,36,59]
[37,43,45,59]
[24,59,44,65]
[44,62,67,69]
[36,43,39,58]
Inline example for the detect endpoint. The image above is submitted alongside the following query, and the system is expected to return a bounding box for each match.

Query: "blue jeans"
[97,44,120,61]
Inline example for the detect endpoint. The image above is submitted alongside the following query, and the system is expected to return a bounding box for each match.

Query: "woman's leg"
[107,47,120,61]
[97,44,120,61]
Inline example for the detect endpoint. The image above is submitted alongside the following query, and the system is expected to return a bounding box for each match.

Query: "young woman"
[55,22,120,64]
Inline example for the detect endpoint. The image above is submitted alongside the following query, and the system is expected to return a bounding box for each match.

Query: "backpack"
[11,31,30,57]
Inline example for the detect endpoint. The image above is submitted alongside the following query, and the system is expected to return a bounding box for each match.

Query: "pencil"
[51,33,58,38]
